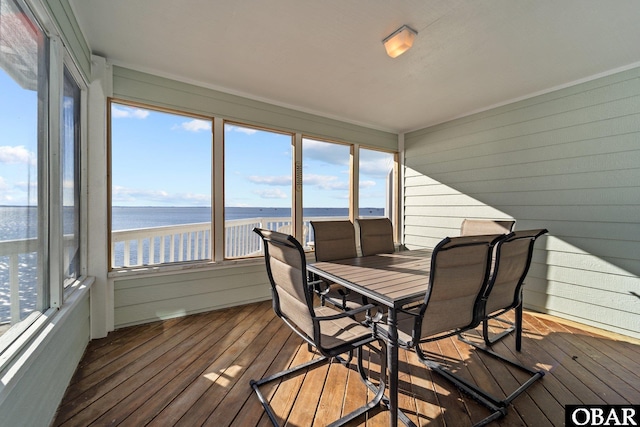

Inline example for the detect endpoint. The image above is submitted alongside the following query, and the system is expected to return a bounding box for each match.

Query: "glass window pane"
[224,123,292,258]
[359,148,394,219]
[302,138,351,248]
[110,102,212,268]
[0,0,48,333]
[62,67,81,287]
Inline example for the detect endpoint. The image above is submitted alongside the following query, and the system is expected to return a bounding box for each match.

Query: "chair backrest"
[484,229,548,316]
[253,228,315,339]
[415,234,505,341]
[357,217,395,256]
[310,220,358,261]
[460,219,515,236]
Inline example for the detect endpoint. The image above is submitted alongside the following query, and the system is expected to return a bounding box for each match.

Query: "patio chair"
[251,228,386,427]
[471,228,548,350]
[460,218,515,236]
[356,217,395,256]
[459,219,515,341]
[375,233,545,426]
[310,220,365,311]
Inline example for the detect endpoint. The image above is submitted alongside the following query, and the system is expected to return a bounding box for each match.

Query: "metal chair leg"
[416,341,544,427]
[251,344,387,427]
[250,356,329,427]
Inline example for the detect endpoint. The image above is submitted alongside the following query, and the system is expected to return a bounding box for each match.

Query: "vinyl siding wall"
[113,264,271,328]
[403,66,640,339]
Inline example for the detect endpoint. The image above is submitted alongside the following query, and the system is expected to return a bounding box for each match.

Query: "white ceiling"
[69,0,640,133]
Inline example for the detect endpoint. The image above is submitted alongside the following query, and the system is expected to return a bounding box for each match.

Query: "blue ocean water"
[1,205,384,323]
[110,206,384,230]
[1,205,385,237]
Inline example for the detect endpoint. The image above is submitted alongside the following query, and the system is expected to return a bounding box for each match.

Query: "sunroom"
[0,1,639,426]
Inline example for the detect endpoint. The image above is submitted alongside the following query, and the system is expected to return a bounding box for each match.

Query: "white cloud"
[304,174,348,191]
[177,119,211,132]
[14,180,37,192]
[302,139,349,166]
[253,188,288,199]
[226,125,257,135]
[111,186,210,206]
[359,152,394,179]
[0,177,36,205]
[248,175,291,186]
[111,106,150,119]
[359,180,376,189]
[0,146,36,165]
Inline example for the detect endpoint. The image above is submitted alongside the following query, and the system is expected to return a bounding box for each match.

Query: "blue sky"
[1,70,393,208]
[0,70,39,206]
[110,103,394,209]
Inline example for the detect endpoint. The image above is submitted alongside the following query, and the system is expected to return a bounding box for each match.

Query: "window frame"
[0,0,88,369]
[106,108,399,270]
[223,120,295,259]
[107,99,214,270]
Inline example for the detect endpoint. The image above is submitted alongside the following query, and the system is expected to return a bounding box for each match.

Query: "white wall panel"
[113,264,270,328]
[0,288,90,427]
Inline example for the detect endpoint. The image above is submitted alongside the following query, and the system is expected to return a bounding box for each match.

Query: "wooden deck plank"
[104,303,259,426]
[54,304,640,427]
[54,312,217,425]
[145,302,274,426]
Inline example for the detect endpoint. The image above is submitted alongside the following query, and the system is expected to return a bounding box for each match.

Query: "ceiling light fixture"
[382,25,418,58]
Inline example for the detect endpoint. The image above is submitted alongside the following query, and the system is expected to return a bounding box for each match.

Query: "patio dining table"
[307,248,433,427]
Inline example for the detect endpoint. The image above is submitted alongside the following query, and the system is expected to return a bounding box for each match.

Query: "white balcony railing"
[0,216,343,326]
[0,237,39,325]
[110,216,339,268]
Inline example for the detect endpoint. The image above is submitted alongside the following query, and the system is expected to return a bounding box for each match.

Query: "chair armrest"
[308,279,329,296]
[312,303,377,322]
[397,305,421,317]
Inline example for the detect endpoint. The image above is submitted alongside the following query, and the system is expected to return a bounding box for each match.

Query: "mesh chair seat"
[313,305,375,350]
[357,217,395,256]
[476,228,549,349]
[310,220,367,311]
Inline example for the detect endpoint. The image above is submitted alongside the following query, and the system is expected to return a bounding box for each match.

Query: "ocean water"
[1,206,384,323]
[0,205,385,236]
[111,206,384,230]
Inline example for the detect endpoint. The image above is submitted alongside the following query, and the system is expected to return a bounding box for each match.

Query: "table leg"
[387,308,399,427]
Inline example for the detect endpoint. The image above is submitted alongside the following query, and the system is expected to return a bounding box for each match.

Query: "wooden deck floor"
[53,301,640,426]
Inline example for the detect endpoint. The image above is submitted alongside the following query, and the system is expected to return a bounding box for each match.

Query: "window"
[302,137,351,247]
[224,123,293,258]
[0,0,49,335]
[109,101,212,268]
[62,67,81,288]
[109,111,397,265]
[0,0,85,353]
[359,148,395,219]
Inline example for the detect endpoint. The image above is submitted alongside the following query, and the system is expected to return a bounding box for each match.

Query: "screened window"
[359,148,395,219]
[0,0,48,335]
[110,101,212,268]
[62,67,81,287]
[224,123,293,258]
[302,138,351,246]
[109,111,397,265]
